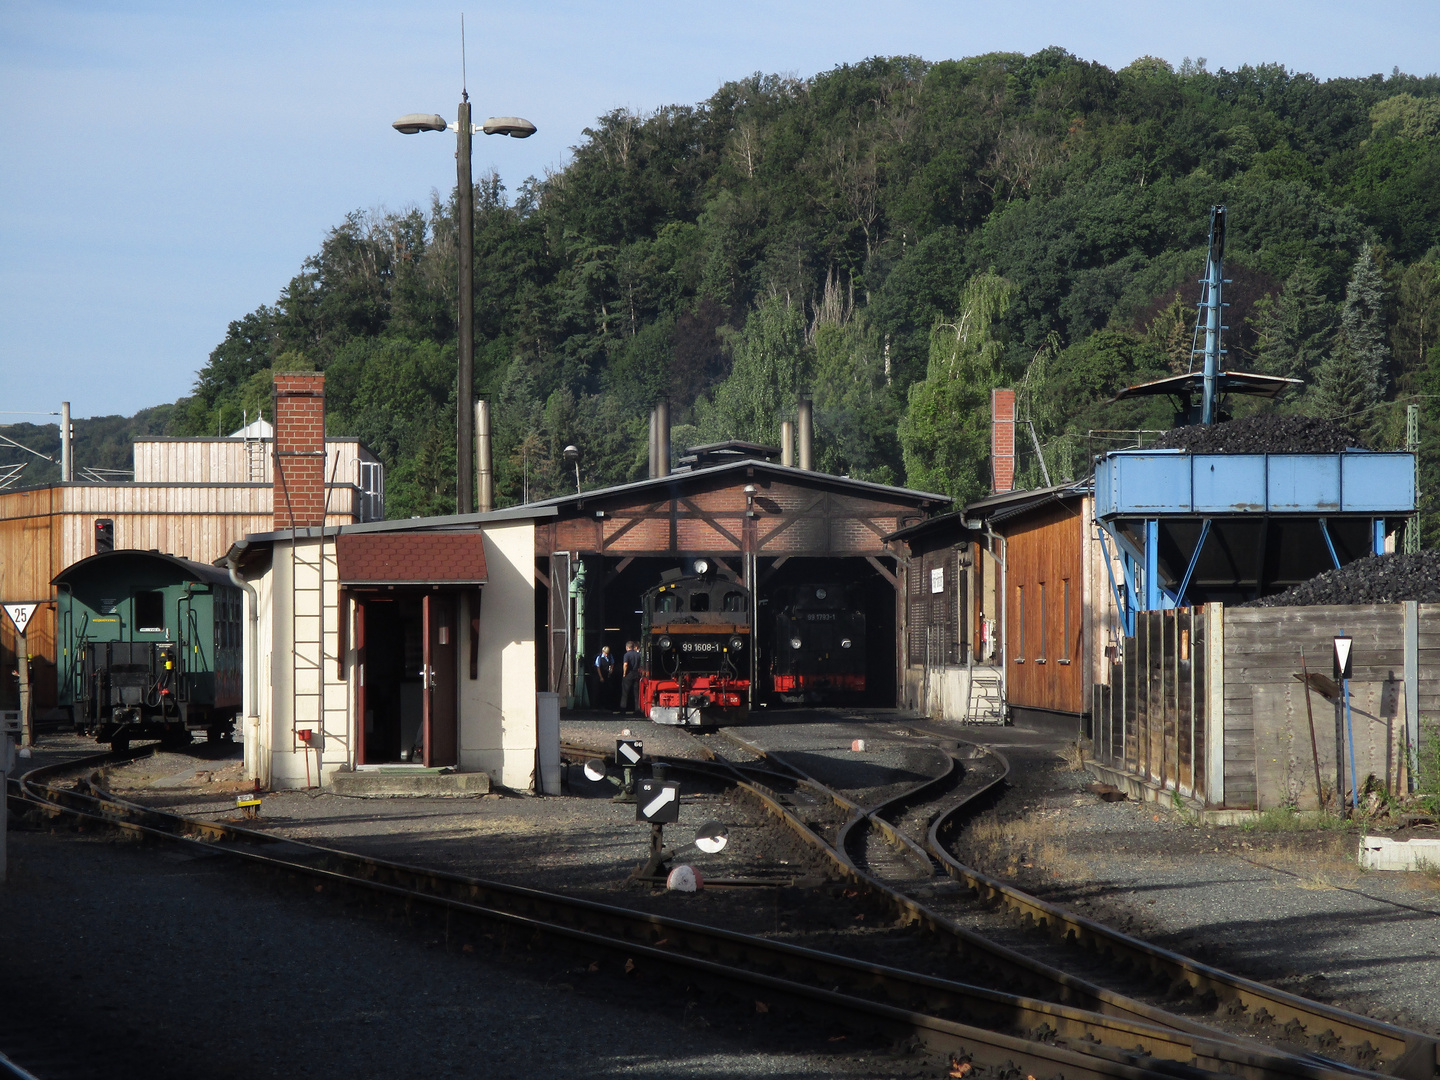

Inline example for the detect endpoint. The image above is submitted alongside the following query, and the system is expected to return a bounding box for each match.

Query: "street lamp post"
[393,104,535,514]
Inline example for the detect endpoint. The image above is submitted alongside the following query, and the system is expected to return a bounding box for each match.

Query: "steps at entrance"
[329,767,491,797]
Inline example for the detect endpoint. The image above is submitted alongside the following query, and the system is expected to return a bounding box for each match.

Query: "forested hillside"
[10,50,1440,539]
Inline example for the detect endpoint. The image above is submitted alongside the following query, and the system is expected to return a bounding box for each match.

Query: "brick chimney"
[273,372,326,530]
[991,388,1016,494]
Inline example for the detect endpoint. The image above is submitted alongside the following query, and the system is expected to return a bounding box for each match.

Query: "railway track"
[680,725,1437,1080]
[1,748,1378,1080]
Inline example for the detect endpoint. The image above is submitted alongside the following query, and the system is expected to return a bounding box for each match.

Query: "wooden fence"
[1090,602,1437,810]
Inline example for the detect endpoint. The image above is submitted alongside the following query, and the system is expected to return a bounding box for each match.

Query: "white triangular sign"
[1333,636,1353,678]
[3,603,37,633]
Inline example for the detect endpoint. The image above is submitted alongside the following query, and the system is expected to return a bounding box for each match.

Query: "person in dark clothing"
[619,640,643,714]
[594,645,615,709]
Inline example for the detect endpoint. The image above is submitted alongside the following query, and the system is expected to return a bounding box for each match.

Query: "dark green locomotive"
[54,550,243,750]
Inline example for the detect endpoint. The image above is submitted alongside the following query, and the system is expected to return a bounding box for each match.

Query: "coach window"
[1015,585,1025,663]
[1059,579,1072,664]
[135,590,165,633]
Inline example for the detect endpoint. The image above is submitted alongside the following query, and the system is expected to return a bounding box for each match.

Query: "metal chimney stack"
[797,396,813,470]
[475,398,493,512]
[780,420,795,467]
[655,400,671,477]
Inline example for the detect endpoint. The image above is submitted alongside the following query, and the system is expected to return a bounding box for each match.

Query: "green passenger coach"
[53,549,243,750]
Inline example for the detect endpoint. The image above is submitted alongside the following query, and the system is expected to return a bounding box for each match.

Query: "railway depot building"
[527,440,949,714]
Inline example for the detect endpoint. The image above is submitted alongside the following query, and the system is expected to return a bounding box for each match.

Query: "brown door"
[423,593,458,767]
[355,599,367,765]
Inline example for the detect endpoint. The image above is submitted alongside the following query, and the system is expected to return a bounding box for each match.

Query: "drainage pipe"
[226,546,262,782]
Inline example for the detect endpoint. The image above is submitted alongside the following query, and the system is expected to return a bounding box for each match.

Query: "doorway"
[356,591,458,766]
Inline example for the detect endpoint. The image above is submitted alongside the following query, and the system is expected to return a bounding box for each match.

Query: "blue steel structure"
[1093,207,1417,635]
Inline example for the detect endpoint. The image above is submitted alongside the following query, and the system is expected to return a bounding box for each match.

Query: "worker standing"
[619,640,642,715]
[594,645,615,710]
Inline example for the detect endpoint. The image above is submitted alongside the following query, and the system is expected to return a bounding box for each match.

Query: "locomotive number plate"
[681,641,722,653]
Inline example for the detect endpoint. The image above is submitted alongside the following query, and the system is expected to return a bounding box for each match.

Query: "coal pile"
[1244,552,1440,607]
[1151,415,1362,454]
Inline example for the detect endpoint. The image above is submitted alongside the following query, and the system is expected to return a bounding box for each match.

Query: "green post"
[571,560,590,708]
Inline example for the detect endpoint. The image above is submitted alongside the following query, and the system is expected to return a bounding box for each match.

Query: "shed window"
[1061,579,1072,662]
[1037,582,1047,661]
[135,591,165,633]
[1015,585,1025,662]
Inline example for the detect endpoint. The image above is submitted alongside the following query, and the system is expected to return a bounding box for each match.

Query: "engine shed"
[528,444,949,709]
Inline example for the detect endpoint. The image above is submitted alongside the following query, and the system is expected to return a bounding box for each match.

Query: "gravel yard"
[8,711,1439,1079]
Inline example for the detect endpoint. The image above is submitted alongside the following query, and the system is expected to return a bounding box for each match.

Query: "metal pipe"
[475,397,493,513]
[656,400,670,477]
[60,401,72,482]
[797,396,813,470]
[780,421,795,467]
[570,559,589,707]
[456,98,475,514]
[226,547,262,781]
[648,407,658,478]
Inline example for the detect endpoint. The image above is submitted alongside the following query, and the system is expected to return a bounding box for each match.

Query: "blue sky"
[3,1,1439,421]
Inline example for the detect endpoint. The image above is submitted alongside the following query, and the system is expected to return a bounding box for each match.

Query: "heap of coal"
[1244,552,1440,607]
[1151,415,1362,454]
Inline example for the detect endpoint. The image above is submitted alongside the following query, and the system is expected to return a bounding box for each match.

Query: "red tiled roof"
[337,532,487,584]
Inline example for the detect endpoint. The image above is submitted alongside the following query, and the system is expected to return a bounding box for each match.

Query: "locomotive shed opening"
[528,445,947,713]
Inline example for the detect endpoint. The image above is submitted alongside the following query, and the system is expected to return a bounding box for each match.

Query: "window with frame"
[134,591,165,633]
[1015,585,1025,662]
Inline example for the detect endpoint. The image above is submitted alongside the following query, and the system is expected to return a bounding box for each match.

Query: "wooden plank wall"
[0,483,356,711]
[1222,605,1412,810]
[1004,502,1085,713]
[134,438,374,486]
[1090,607,1207,803]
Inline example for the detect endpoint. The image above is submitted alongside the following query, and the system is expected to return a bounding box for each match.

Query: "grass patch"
[1242,806,1355,833]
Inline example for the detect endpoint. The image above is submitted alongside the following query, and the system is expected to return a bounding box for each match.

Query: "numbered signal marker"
[617,738,643,766]
[3,603,38,634]
[636,778,681,823]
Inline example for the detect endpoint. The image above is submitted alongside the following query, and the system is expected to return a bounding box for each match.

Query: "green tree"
[1311,245,1389,441]
[694,292,811,444]
[898,271,1015,502]
[1250,266,1336,384]
[1391,255,1440,395]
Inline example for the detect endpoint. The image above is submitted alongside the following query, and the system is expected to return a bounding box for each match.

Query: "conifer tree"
[1251,266,1336,385]
[1312,245,1389,442]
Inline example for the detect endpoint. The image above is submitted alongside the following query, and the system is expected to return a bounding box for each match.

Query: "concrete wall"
[903,663,1004,723]
[459,520,537,789]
